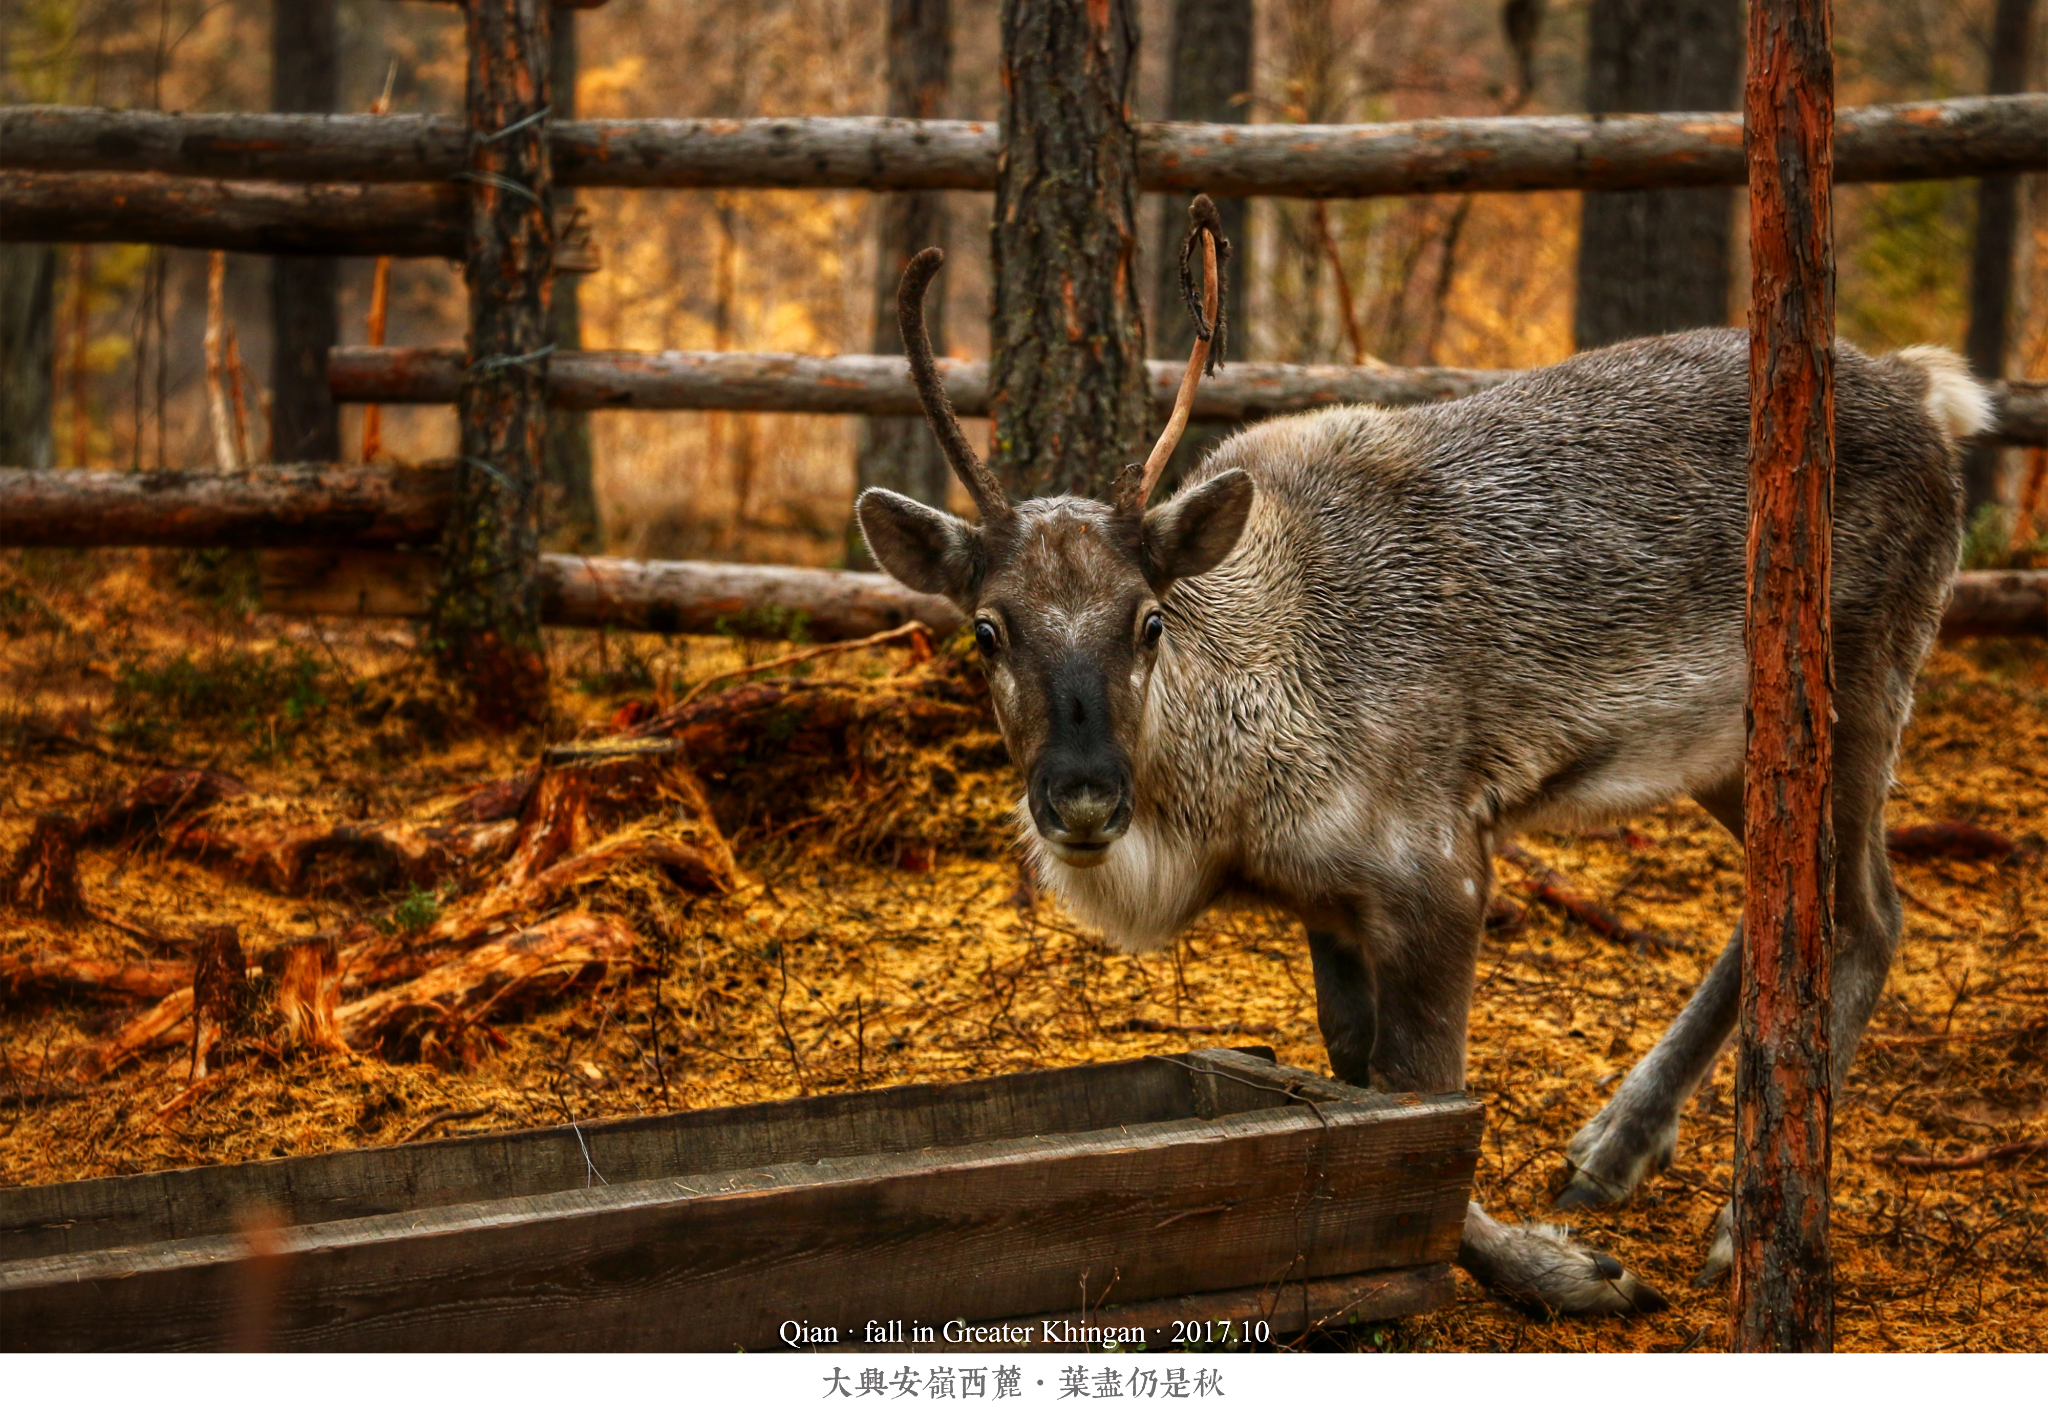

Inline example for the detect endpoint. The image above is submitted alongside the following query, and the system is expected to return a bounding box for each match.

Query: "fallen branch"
[78,769,249,842]
[1496,842,1680,953]
[1885,820,2019,862]
[1106,1017,1279,1038]
[0,951,192,1001]
[1880,1140,2048,1172]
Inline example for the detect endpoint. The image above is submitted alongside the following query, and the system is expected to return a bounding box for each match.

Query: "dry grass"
[3,548,2044,1352]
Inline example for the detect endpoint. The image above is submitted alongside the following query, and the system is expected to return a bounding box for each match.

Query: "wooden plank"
[0,1054,1227,1262]
[0,1085,1481,1351]
[7,94,2043,196]
[911,1263,1455,1350]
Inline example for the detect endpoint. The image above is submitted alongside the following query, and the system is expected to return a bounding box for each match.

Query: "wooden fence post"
[438,0,555,727]
[1733,0,1835,1353]
[1960,0,2039,519]
[989,0,1147,503]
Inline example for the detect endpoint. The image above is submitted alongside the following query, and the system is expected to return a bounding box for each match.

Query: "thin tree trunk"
[1734,0,1835,1355]
[1151,0,1252,487]
[989,0,1147,503]
[270,1,341,461]
[0,244,57,468]
[437,0,555,727]
[1961,0,2038,517]
[853,0,954,565]
[1574,0,1742,349]
[546,8,600,551]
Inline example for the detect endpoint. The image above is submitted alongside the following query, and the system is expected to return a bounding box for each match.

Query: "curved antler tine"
[897,248,1008,523]
[1133,199,1227,512]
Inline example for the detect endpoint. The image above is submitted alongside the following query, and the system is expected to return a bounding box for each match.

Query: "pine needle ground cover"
[3,549,2042,1352]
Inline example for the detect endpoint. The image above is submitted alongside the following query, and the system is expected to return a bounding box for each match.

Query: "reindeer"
[857,197,1991,1315]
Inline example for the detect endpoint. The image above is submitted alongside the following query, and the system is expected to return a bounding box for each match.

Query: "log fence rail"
[2,29,2043,686]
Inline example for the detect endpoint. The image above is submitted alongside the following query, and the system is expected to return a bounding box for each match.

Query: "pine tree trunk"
[1151,0,1251,488]
[269,1,341,461]
[0,243,57,468]
[853,0,954,564]
[989,0,1147,503]
[1960,0,2038,518]
[436,0,555,728]
[1574,0,1742,349]
[1734,0,1835,1354]
[546,9,599,551]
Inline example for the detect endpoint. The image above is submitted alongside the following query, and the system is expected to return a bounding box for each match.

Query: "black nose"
[1028,655,1132,848]
[1030,764,1132,845]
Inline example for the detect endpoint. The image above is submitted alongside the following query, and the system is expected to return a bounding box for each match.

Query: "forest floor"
[3,547,2044,1353]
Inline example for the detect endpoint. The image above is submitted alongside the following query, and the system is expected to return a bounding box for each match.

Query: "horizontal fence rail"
[325,346,2048,444]
[0,170,465,257]
[1,465,2040,641]
[0,462,454,547]
[4,94,2041,201]
[327,347,1514,421]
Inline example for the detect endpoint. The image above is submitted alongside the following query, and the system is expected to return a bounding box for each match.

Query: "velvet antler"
[1126,195,1231,514]
[898,248,1009,523]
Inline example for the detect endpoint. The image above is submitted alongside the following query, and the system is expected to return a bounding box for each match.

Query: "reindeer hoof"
[1460,1205,1671,1317]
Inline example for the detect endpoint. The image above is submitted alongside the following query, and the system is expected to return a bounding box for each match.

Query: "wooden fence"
[2,12,2043,702]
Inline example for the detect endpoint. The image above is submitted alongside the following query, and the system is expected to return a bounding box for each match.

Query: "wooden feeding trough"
[0,1049,1480,1351]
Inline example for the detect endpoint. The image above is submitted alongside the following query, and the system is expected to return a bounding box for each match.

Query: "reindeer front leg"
[1312,859,1668,1317]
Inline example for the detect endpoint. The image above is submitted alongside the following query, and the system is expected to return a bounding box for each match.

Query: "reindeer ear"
[857,488,983,605]
[1140,468,1254,593]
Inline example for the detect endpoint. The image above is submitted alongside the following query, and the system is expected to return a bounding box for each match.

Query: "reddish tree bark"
[437,0,556,727]
[1733,0,1835,1354]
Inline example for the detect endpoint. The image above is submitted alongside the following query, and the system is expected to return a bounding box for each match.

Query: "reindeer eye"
[1142,611,1165,648]
[973,619,999,656]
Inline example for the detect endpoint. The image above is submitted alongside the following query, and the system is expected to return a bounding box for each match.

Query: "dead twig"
[672,622,933,712]
[399,1104,495,1143]
[1880,1140,2048,1172]
[1497,842,1681,954]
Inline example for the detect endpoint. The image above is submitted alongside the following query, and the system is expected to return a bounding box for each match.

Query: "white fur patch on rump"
[1892,345,1993,442]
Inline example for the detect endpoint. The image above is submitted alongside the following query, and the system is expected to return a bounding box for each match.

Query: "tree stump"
[5,814,86,921]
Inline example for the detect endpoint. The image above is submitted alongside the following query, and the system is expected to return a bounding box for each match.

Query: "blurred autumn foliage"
[5,0,2043,565]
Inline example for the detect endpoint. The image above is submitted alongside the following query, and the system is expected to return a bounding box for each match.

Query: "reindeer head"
[858,198,1254,869]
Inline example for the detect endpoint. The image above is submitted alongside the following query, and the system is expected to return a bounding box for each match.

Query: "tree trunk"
[1151,0,1251,487]
[1734,0,1834,1355]
[270,1,342,461]
[1961,0,2038,517]
[437,0,555,727]
[989,0,1147,503]
[1574,0,1742,349]
[0,244,57,468]
[545,8,600,552]
[853,0,954,565]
